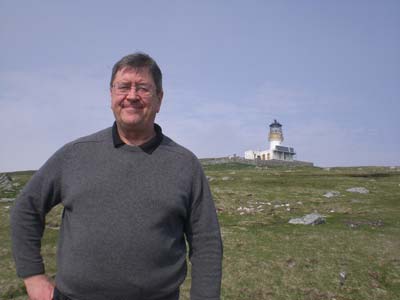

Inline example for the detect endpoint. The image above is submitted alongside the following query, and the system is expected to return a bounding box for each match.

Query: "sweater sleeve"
[185,159,223,300]
[10,146,67,278]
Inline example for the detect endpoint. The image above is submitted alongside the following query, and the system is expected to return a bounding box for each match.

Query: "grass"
[1,164,399,299]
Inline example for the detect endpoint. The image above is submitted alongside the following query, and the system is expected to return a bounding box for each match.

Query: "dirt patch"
[344,219,384,229]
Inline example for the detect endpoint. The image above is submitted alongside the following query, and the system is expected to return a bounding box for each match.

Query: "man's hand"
[24,274,55,300]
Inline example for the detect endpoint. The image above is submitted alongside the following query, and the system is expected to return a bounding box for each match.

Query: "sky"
[1,0,399,171]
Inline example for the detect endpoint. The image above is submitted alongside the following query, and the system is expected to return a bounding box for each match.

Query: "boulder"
[0,198,15,203]
[0,173,14,191]
[289,213,326,225]
[323,191,340,198]
[346,187,369,194]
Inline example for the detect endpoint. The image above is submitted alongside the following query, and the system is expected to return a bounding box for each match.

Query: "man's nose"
[126,87,138,98]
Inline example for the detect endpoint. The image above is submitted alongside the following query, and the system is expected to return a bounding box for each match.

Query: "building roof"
[269,119,282,128]
[274,145,296,154]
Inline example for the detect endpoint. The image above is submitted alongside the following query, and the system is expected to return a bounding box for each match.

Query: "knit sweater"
[10,127,223,300]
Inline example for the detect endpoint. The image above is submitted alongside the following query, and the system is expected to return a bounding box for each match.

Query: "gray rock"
[346,187,369,194]
[0,173,14,191]
[206,176,214,182]
[221,176,232,181]
[323,191,341,198]
[339,271,347,286]
[289,213,326,225]
[0,198,15,203]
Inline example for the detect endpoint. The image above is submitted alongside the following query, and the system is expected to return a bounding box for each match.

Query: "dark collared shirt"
[112,122,163,154]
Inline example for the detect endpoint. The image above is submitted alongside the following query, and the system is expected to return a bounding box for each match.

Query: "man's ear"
[158,90,164,102]
[156,90,164,112]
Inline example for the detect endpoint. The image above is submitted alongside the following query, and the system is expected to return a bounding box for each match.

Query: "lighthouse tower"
[268,119,283,150]
[244,119,296,161]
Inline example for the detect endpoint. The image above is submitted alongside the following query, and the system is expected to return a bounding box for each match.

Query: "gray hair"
[110,52,163,94]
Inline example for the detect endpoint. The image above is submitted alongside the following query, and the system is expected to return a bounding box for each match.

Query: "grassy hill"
[1,164,399,299]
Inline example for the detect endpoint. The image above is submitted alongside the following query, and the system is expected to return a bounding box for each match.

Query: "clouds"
[0,68,113,171]
[1,65,398,172]
[159,79,399,167]
[159,81,322,159]
[1,1,399,170]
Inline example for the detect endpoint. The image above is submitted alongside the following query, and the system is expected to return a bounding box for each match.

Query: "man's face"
[111,67,163,132]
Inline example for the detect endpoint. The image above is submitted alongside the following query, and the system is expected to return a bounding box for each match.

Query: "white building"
[245,120,296,161]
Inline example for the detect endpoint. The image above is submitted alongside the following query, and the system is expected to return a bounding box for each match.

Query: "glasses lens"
[113,83,152,97]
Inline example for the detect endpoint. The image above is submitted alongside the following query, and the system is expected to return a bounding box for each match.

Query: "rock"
[237,206,255,214]
[0,198,15,203]
[286,258,296,268]
[289,213,326,225]
[206,176,214,182]
[221,176,232,181]
[0,173,14,191]
[323,191,341,198]
[339,271,347,286]
[346,187,369,194]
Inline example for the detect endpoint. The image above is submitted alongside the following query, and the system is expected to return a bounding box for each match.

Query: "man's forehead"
[116,66,151,77]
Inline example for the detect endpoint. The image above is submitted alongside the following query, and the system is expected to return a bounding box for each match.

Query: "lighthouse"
[244,119,296,161]
[268,119,283,151]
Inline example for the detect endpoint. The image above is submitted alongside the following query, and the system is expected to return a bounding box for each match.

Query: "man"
[11,52,223,300]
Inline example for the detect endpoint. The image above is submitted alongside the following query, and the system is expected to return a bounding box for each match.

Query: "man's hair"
[110,52,163,94]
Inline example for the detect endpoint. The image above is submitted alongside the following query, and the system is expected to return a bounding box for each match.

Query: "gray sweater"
[10,127,223,300]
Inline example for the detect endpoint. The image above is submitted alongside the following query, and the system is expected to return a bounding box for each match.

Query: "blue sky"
[1,0,399,171]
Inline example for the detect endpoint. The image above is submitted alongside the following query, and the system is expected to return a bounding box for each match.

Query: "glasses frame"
[112,82,154,97]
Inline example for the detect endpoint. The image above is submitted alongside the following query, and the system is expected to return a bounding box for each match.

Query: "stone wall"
[200,156,314,167]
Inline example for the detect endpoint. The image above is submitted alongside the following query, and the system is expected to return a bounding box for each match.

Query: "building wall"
[200,156,313,167]
[269,140,281,150]
[244,150,258,160]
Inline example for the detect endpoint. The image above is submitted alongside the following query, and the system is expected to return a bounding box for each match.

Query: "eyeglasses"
[112,82,154,97]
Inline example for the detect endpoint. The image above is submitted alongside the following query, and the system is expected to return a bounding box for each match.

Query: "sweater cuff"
[17,263,45,279]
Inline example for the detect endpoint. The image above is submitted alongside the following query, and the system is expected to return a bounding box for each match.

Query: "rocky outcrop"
[289,213,326,225]
[323,191,341,198]
[346,187,369,194]
[0,173,14,191]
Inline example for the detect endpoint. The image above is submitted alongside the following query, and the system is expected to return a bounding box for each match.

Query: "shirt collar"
[112,122,163,154]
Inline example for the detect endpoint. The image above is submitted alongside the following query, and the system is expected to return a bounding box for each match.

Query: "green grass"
[1,164,399,299]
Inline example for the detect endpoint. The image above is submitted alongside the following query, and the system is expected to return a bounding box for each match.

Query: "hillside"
[1,164,399,299]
